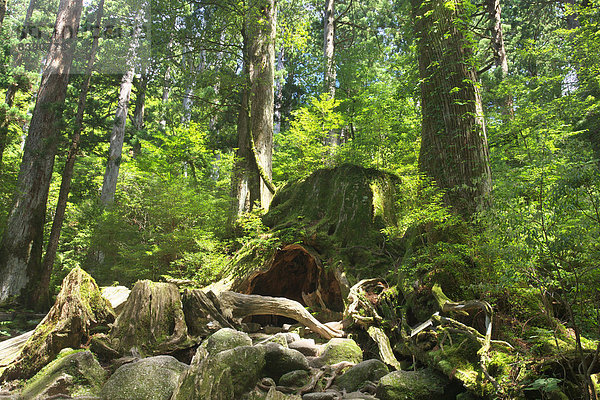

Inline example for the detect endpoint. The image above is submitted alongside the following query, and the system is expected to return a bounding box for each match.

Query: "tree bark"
[324,0,339,148]
[0,0,83,307]
[324,0,336,99]
[36,0,105,309]
[232,0,276,218]
[412,0,492,218]
[100,69,134,205]
[486,0,513,118]
[0,0,6,30]
[133,74,147,131]
[100,10,143,205]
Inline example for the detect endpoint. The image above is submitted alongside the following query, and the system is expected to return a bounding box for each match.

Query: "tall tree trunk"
[486,0,513,118]
[37,0,105,309]
[324,0,336,98]
[133,75,147,131]
[0,0,6,32]
[100,69,134,205]
[231,0,276,219]
[412,0,492,218]
[274,47,285,135]
[100,9,143,205]
[324,0,339,148]
[0,0,83,308]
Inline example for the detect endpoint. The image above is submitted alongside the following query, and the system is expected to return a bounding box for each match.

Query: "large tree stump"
[108,281,193,356]
[0,267,115,381]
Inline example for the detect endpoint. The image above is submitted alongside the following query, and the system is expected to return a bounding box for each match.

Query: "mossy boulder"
[314,338,363,367]
[99,355,188,400]
[173,345,266,399]
[335,359,389,392]
[278,369,310,387]
[202,328,252,355]
[20,350,106,399]
[376,368,449,400]
[263,343,310,381]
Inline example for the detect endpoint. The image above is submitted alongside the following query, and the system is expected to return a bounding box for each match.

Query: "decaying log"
[345,279,402,370]
[0,331,33,368]
[1,267,115,381]
[218,291,343,340]
[108,280,193,356]
[367,326,402,371]
[182,289,239,336]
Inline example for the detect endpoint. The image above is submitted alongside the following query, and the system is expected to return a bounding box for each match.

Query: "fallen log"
[217,291,343,340]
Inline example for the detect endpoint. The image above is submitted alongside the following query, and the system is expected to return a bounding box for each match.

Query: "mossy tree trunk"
[231,0,276,218]
[0,268,115,381]
[0,0,83,308]
[413,0,492,218]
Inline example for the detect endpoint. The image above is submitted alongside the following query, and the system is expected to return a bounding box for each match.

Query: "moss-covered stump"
[108,281,193,356]
[20,349,106,399]
[212,166,402,324]
[99,355,188,400]
[263,165,398,250]
[1,268,115,381]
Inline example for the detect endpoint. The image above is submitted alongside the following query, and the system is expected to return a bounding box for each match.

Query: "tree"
[485,0,513,118]
[412,0,492,218]
[0,0,83,308]
[100,6,145,205]
[38,0,105,308]
[231,0,277,218]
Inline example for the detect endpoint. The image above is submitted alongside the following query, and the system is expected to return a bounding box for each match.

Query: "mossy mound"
[376,368,450,400]
[20,349,106,399]
[264,164,398,250]
[99,355,188,400]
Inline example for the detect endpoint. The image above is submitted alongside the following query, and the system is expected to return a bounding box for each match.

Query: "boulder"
[335,359,389,392]
[279,369,310,387]
[20,350,106,399]
[375,368,449,400]
[313,338,362,367]
[203,328,252,355]
[99,355,188,400]
[288,338,320,357]
[263,343,310,381]
[172,345,266,399]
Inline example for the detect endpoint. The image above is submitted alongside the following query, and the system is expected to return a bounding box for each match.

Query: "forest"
[0,0,599,398]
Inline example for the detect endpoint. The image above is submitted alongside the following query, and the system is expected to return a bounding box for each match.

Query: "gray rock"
[202,327,252,355]
[100,355,188,400]
[264,343,310,380]
[375,368,449,400]
[302,392,339,400]
[289,338,320,357]
[335,359,389,392]
[279,369,311,387]
[21,350,106,400]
